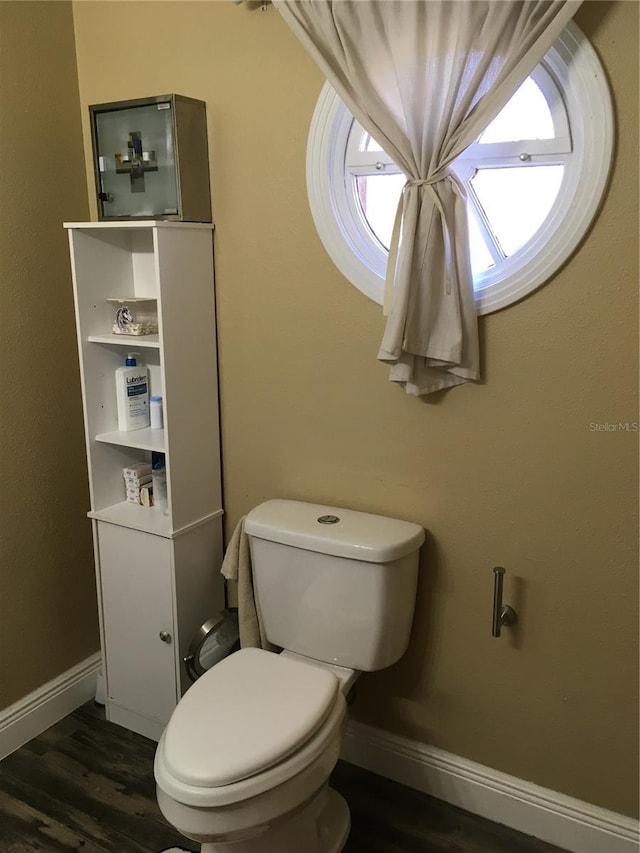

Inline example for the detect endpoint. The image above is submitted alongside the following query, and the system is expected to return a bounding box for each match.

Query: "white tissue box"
[123,462,152,482]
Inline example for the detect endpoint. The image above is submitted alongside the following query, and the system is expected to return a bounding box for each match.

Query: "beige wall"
[71,0,639,817]
[0,2,98,706]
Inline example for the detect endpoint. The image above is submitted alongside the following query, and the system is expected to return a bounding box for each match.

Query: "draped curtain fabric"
[274,0,581,395]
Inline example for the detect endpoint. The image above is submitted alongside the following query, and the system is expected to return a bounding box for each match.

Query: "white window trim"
[306,21,614,316]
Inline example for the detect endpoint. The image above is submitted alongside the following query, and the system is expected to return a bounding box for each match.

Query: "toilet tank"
[244,500,425,672]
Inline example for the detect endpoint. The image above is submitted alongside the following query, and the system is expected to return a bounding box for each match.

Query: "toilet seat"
[155,648,347,809]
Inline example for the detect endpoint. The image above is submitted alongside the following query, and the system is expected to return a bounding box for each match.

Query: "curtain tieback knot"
[405,174,445,187]
[383,172,455,314]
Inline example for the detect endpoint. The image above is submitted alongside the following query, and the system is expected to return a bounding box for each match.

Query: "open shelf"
[64,220,214,230]
[89,501,172,538]
[88,334,160,348]
[106,297,157,303]
[88,502,225,539]
[95,427,166,452]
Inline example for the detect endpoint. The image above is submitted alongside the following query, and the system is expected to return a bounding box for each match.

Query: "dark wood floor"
[0,703,568,853]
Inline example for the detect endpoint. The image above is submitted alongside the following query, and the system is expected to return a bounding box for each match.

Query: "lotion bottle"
[115,353,150,431]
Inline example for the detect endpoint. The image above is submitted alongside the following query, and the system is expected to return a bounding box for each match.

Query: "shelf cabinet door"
[98,522,177,725]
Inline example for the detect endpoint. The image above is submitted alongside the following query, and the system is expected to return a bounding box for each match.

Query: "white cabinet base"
[107,702,167,742]
[97,518,224,739]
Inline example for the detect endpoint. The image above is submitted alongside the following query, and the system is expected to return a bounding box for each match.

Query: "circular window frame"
[306,21,614,316]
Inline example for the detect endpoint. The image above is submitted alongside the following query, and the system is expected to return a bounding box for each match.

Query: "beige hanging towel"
[221,516,272,650]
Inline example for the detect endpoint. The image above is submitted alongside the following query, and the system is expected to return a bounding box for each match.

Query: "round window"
[306,22,614,315]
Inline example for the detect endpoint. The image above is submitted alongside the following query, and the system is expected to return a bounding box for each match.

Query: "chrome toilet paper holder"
[492,566,517,637]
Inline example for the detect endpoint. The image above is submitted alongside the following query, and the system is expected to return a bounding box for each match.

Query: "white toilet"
[154,499,424,853]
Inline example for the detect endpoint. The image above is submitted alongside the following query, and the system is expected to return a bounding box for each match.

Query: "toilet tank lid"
[244,499,425,563]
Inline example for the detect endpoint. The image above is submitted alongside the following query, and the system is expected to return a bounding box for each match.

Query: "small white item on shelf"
[150,395,164,430]
[126,484,153,505]
[122,462,152,480]
[123,461,153,505]
[124,470,152,482]
[124,477,151,500]
[140,483,154,507]
[107,297,158,337]
[115,353,150,431]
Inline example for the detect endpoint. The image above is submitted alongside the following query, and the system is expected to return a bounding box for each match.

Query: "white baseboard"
[0,652,101,761]
[342,720,639,853]
[2,665,636,853]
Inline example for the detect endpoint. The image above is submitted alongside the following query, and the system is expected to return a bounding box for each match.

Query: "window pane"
[355,173,405,249]
[479,78,555,143]
[471,166,564,256]
[356,172,495,283]
[355,167,564,281]
[361,133,384,153]
[468,214,495,276]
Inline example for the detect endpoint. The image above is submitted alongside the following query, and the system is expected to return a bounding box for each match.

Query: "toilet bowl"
[155,648,352,852]
[155,499,424,852]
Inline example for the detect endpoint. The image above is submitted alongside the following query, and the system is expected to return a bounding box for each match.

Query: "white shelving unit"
[67,221,225,741]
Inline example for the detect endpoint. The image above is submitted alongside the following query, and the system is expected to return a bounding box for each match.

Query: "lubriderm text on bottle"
[115,353,150,431]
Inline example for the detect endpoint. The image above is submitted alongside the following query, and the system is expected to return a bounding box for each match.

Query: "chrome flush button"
[317,514,340,524]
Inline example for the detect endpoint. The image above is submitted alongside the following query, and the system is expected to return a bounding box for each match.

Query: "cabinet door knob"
[159,631,172,644]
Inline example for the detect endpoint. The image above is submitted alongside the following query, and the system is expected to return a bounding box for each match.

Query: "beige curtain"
[274,0,582,395]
